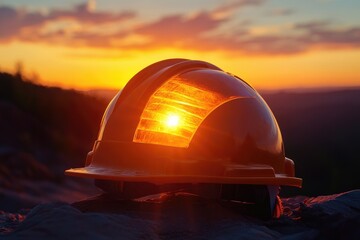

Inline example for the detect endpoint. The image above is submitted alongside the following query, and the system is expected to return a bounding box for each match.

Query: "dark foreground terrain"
[1,190,359,239]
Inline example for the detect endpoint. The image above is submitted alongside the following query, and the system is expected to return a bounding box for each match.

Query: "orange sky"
[0,0,359,90]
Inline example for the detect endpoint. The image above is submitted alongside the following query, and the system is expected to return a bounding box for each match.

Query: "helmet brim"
[65,166,302,188]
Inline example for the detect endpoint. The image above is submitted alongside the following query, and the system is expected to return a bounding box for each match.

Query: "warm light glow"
[133,75,237,148]
[1,43,359,90]
[166,114,180,128]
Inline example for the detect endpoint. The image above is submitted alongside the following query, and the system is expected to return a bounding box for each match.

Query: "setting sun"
[166,114,180,128]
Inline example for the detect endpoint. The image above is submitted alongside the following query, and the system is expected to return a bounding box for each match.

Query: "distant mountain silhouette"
[82,88,118,102]
[0,72,107,171]
[263,90,360,196]
[0,72,359,199]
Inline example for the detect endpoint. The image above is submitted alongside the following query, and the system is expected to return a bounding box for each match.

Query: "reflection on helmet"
[134,75,241,147]
[65,59,302,218]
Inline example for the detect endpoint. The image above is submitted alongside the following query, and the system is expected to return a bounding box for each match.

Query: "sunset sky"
[0,0,359,90]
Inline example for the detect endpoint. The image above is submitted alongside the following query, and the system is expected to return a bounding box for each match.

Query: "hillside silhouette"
[0,71,359,210]
[263,90,360,196]
[0,72,105,211]
[0,72,106,167]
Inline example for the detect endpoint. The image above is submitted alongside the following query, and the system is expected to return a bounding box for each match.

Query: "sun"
[166,114,180,128]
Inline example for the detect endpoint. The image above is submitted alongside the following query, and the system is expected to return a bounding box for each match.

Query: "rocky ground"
[0,190,359,239]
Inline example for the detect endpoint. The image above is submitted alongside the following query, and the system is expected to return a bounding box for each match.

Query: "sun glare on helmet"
[166,114,180,128]
[133,75,237,148]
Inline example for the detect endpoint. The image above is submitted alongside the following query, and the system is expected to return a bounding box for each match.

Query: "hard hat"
[66,59,302,217]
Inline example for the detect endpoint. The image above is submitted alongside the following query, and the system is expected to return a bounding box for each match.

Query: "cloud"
[212,0,265,17]
[204,21,360,55]
[295,21,360,47]
[129,6,360,56]
[48,1,135,24]
[266,8,294,17]
[130,19,360,55]
[1,1,360,56]
[131,0,263,50]
[135,12,228,46]
[294,20,331,31]
[0,6,47,40]
[0,1,135,42]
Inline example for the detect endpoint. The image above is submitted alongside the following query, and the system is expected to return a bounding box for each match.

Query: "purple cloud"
[212,0,265,15]
[266,8,294,17]
[0,2,135,42]
[48,1,135,24]
[0,6,47,40]
[295,21,360,47]
[136,12,228,46]
[132,0,263,50]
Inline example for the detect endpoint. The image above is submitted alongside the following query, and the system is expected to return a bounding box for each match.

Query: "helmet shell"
[66,59,302,188]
